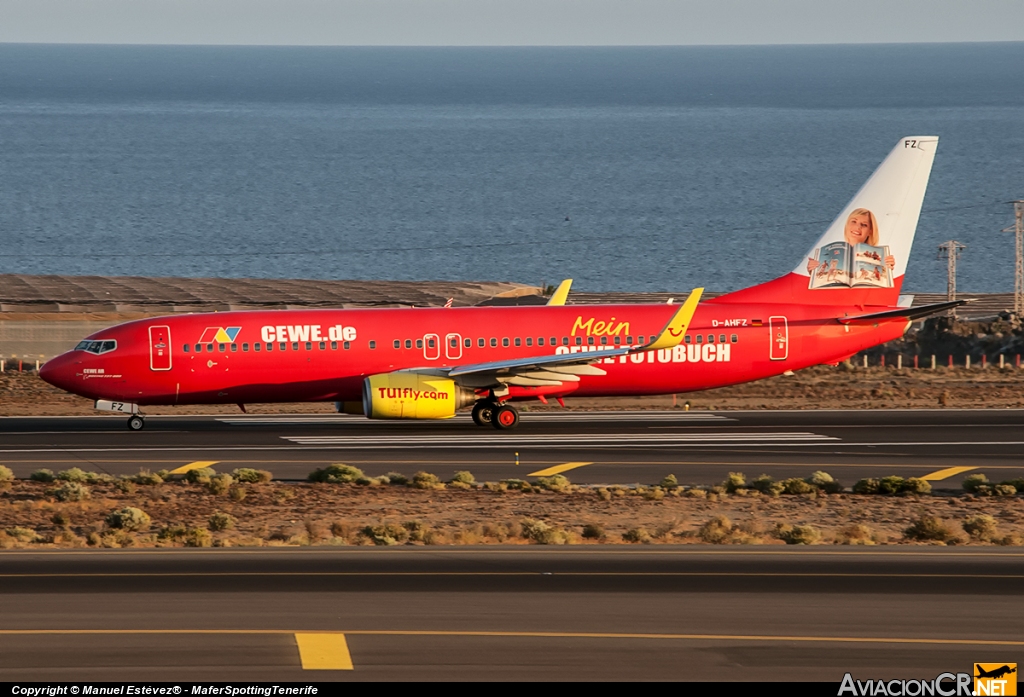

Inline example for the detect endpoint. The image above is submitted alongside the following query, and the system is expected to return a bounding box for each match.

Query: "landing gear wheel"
[491,403,519,430]
[127,415,145,431]
[472,401,496,427]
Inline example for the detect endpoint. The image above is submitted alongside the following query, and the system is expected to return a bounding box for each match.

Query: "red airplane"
[40,136,956,430]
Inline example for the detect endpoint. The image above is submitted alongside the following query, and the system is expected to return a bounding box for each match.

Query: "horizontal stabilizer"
[837,300,967,324]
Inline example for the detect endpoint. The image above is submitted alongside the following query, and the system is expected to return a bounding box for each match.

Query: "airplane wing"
[837,300,967,324]
[445,288,703,387]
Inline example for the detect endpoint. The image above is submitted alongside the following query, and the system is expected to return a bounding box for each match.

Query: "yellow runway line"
[294,632,353,670]
[168,461,220,475]
[528,462,594,477]
[921,466,977,481]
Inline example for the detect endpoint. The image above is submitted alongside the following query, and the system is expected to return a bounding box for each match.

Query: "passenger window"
[478,338,485,348]
[696,335,703,344]
[254,343,261,352]
[464,338,471,348]
[242,343,249,352]
[538,337,545,346]
[574,337,582,346]
[291,342,298,351]
[684,335,691,344]
[587,337,595,346]
[183,344,190,353]
[405,339,412,349]
[562,337,569,346]
[230,343,237,352]
[393,340,400,349]
[343,341,350,350]
[490,338,497,347]
[626,336,633,345]
[218,344,226,353]
[731,334,738,343]
[279,342,286,351]
[502,338,509,347]
[526,337,533,347]
[614,336,620,345]
[266,343,273,351]
[600,336,608,345]
[416,339,423,349]
[719,334,726,344]
[207,344,214,353]
[319,341,326,350]
[708,335,715,344]
[514,338,521,347]
[331,341,337,350]
[428,337,435,348]
[450,337,458,348]
[369,341,376,349]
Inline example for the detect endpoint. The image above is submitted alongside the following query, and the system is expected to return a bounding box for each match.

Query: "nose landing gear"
[127,415,145,431]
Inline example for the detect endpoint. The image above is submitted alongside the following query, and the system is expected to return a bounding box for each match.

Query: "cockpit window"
[75,339,117,355]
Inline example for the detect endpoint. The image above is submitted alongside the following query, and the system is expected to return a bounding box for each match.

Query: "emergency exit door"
[149,325,172,371]
[769,316,788,360]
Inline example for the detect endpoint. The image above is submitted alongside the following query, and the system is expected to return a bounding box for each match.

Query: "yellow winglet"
[546,279,573,306]
[644,288,704,351]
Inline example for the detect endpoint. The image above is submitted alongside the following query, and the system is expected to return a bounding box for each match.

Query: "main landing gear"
[471,400,519,430]
[127,415,145,431]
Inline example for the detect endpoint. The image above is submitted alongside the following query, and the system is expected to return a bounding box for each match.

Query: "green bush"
[185,467,216,484]
[622,527,652,544]
[777,523,821,545]
[30,468,55,482]
[232,468,272,483]
[385,472,408,485]
[56,467,91,483]
[877,476,906,495]
[0,465,14,482]
[402,520,430,542]
[308,464,364,484]
[5,527,40,543]
[806,471,843,494]
[106,507,151,532]
[853,478,880,495]
[1000,478,1024,493]
[962,473,990,494]
[51,482,90,502]
[208,512,236,531]
[853,476,930,496]
[781,478,814,495]
[157,525,188,541]
[206,473,234,496]
[659,474,678,489]
[448,471,476,489]
[411,471,445,490]
[520,518,571,545]
[750,474,784,496]
[722,472,746,493]
[362,523,408,546]
[499,478,531,491]
[128,470,163,485]
[901,478,932,495]
[534,474,571,492]
[904,515,956,542]
[994,484,1018,497]
[963,514,998,542]
[581,523,605,540]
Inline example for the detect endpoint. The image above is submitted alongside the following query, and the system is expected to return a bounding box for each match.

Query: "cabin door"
[769,316,788,361]
[149,325,172,371]
[445,333,463,360]
[423,333,440,360]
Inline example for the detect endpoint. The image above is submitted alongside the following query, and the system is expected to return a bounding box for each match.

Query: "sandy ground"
[3,364,1024,415]
[2,472,1022,549]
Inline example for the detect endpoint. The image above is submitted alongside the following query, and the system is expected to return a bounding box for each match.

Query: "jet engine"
[362,372,475,420]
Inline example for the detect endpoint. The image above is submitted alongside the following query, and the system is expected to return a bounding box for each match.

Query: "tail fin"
[715,136,938,307]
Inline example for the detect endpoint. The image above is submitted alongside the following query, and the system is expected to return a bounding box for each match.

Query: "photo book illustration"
[809,241,893,289]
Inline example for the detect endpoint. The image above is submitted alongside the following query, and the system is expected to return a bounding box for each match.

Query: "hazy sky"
[2,0,1023,45]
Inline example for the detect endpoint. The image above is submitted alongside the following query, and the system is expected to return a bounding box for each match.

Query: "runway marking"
[921,466,977,481]
[527,462,594,476]
[0,629,1021,648]
[280,432,838,447]
[294,632,353,671]
[168,460,220,475]
[3,572,1022,579]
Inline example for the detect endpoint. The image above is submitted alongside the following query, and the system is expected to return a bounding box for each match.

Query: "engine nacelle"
[362,372,474,420]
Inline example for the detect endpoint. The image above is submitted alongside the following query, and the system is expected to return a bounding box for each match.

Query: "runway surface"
[2,409,1023,487]
[0,547,1020,681]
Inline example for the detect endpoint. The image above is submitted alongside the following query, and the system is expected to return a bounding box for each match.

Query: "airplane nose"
[39,354,73,391]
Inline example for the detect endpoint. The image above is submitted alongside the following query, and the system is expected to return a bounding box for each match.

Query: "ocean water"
[0,43,1022,294]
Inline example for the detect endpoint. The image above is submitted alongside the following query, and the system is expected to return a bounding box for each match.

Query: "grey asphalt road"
[2,409,1023,487]
[0,547,1020,681]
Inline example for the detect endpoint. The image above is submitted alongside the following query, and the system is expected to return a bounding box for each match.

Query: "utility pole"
[938,240,967,317]
[1002,201,1024,317]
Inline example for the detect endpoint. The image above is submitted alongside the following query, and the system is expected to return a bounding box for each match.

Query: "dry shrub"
[386,472,409,485]
[581,523,605,540]
[447,471,476,490]
[683,488,707,499]
[534,474,572,492]
[157,524,188,542]
[185,467,216,484]
[185,528,213,547]
[410,471,445,490]
[208,511,236,532]
[106,507,151,531]
[997,534,1023,546]
[1000,478,1024,493]
[51,482,90,502]
[962,473,989,494]
[697,516,756,544]
[0,465,14,483]
[660,474,678,489]
[229,486,247,502]
[643,487,665,501]
[750,475,783,496]
[622,527,652,544]
[904,514,956,542]
[206,474,234,496]
[51,511,71,527]
[30,469,55,482]
[362,523,408,546]
[330,521,354,540]
[776,523,821,545]
[481,522,510,542]
[232,468,272,483]
[854,476,930,495]
[128,470,164,485]
[962,514,998,542]
[308,464,364,484]
[520,518,572,545]
[5,527,41,544]
[835,523,876,545]
[722,472,746,493]
[993,484,1018,496]
[806,471,843,494]
[781,478,814,495]
[597,488,612,501]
